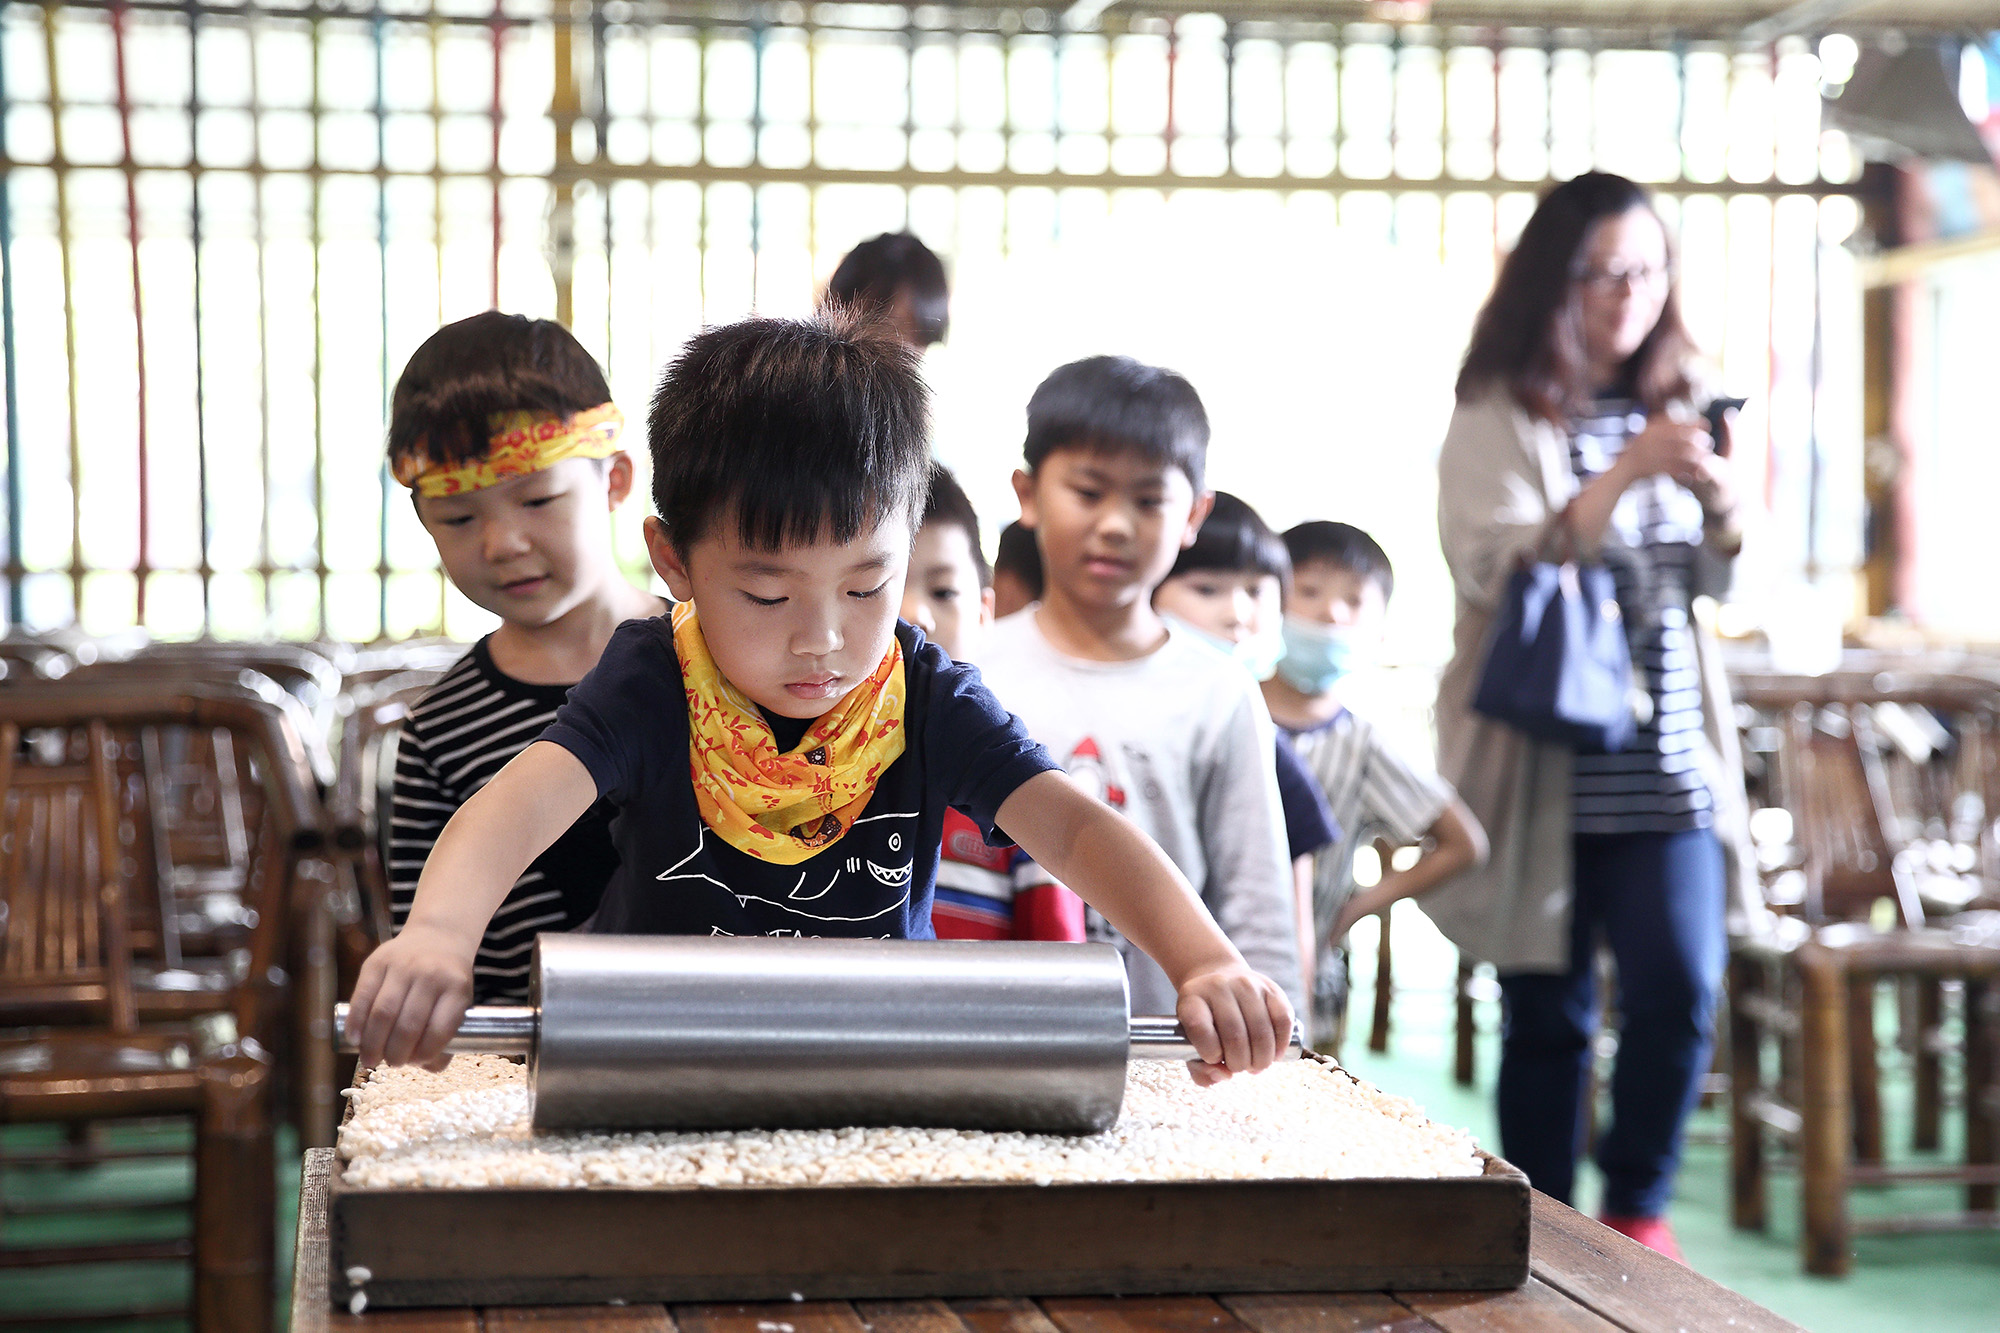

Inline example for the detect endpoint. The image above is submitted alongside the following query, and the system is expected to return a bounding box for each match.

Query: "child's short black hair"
[388,311,611,471]
[826,232,950,346]
[1167,492,1291,598]
[648,307,931,555]
[1022,356,1208,495]
[1284,521,1395,601]
[921,463,990,589]
[993,521,1043,600]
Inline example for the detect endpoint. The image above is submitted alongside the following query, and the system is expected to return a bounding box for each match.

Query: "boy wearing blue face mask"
[1262,522,1488,1049]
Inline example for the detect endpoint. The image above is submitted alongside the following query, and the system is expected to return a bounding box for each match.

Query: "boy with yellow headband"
[349,308,1295,1081]
[384,312,664,1004]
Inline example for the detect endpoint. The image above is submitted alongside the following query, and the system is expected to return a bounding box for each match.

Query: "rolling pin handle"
[332,1003,539,1057]
[1126,1014,1306,1063]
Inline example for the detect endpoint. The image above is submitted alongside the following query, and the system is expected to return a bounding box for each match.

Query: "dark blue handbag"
[1472,557,1636,753]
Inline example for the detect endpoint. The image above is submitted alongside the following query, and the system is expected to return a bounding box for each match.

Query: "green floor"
[4,913,1998,1330]
[1338,903,2000,1333]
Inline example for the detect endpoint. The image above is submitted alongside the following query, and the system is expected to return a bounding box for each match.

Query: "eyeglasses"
[1574,263,1672,292]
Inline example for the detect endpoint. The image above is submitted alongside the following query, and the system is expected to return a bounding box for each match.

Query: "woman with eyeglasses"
[1421,172,1754,1262]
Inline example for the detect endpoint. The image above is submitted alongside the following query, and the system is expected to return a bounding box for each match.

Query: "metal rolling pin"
[336,935,1302,1136]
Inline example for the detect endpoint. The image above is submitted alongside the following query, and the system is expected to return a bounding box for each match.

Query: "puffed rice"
[337,1054,1482,1189]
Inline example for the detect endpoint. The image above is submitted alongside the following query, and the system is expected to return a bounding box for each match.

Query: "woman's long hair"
[1455,172,1694,423]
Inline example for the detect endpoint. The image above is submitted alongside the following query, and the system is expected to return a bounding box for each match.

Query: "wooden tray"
[327,1149,1529,1309]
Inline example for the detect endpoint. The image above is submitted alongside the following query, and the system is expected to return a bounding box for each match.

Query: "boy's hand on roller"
[1176,963,1294,1086]
[345,922,477,1071]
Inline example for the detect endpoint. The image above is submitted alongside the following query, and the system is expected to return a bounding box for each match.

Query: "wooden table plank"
[1397,1280,1621,1333]
[854,1299,975,1333]
[1222,1290,1444,1333]
[950,1297,1066,1333]
[329,1315,483,1332]
[486,1307,677,1331]
[293,1149,336,1333]
[1525,1195,1808,1333]
[675,1302,874,1333]
[1041,1295,1255,1333]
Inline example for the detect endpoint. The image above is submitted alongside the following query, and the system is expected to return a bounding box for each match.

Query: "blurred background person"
[1427,171,1752,1262]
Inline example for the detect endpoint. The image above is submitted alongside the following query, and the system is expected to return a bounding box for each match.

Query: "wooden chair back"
[0,718,137,1032]
[331,670,441,944]
[0,683,322,1040]
[1734,671,2000,929]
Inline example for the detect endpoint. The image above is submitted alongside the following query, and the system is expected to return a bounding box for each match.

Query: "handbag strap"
[1530,499,1583,568]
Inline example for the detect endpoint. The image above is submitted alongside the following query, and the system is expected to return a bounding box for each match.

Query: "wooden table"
[292,1150,1804,1333]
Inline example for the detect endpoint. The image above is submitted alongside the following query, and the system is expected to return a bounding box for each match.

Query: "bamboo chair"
[1,680,336,1148]
[329,669,443,955]
[0,717,276,1333]
[1727,671,2000,1274]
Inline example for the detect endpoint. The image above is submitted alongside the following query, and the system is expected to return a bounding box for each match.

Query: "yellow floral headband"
[393,402,625,498]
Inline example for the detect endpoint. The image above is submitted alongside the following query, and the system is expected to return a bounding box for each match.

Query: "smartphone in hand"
[1703,397,1747,457]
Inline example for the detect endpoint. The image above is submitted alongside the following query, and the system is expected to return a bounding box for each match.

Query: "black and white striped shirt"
[1568,399,1713,835]
[1285,707,1452,1035]
[389,639,620,1002]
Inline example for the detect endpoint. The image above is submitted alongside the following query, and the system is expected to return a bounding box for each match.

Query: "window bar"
[41,4,85,620]
[373,8,392,637]
[111,4,153,624]
[310,11,329,635]
[1164,20,1177,167]
[1049,30,1061,243]
[1388,27,1402,245]
[248,10,275,626]
[1673,37,1690,180]
[433,12,449,632]
[750,18,765,301]
[187,0,213,630]
[427,13,444,323]
[1223,22,1236,173]
[553,11,576,327]
[489,3,503,308]
[901,20,914,232]
[589,7,610,357]
[1490,34,1504,262]
[693,24,707,320]
[805,23,818,294]
[0,13,20,625]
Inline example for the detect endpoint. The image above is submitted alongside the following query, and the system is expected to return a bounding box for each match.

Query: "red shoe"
[1599,1213,1686,1265]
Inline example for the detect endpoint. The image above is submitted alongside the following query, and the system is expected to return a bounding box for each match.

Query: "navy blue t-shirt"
[1275,731,1341,863]
[540,617,1057,940]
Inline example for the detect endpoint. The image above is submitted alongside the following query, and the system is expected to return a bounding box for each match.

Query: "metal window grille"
[0,1,1866,646]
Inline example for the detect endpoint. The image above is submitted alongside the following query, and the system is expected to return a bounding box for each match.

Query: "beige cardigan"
[1423,389,1757,973]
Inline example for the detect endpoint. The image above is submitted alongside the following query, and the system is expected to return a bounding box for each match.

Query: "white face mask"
[1167,615,1287,682]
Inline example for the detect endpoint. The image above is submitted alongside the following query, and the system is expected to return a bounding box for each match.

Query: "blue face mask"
[1277,615,1363,695]
[1168,616,1287,682]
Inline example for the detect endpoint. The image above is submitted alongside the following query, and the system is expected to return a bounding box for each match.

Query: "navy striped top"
[1567,400,1713,834]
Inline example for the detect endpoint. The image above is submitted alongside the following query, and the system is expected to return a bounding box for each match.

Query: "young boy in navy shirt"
[348,311,1294,1079]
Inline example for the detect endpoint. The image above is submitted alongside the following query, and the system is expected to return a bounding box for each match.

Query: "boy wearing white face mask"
[1261,522,1488,1049]
[1153,493,1341,1005]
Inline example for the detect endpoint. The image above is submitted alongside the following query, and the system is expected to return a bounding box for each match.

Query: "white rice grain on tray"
[338,1054,1482,1190]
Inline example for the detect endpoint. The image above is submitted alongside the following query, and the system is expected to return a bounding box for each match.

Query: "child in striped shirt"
[1259,522,1486,1048]
[385,312,664,1002]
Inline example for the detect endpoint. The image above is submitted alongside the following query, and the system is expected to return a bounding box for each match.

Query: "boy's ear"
[603,452,636,509]
[979,585,996,628]
[644,517,696,603]
[1180,490,1216,550]
[1010,468,1038,529]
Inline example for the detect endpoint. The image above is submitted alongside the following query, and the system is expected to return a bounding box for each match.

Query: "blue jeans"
[1496,829,1725,1217]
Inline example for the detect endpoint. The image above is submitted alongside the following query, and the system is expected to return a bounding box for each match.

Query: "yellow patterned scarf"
[672,601,907,864]
[393,403,625,498]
